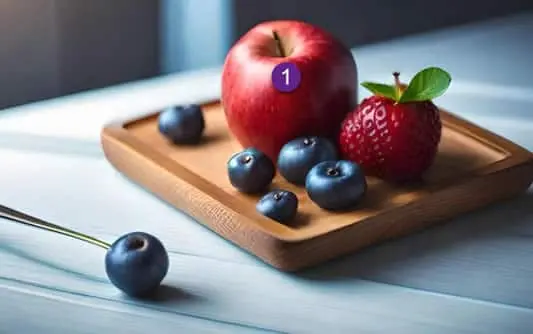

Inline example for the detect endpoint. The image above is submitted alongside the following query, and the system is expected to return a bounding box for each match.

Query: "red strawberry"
[339,68,451,182]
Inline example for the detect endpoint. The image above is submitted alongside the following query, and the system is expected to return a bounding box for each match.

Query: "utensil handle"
[0,204,111,249]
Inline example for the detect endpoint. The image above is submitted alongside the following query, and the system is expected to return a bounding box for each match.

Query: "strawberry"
[339,67,451,182]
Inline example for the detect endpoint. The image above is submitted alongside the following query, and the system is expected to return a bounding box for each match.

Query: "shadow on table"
[139,284,204,305]
[0,239,204,306]
[296,188,533,283]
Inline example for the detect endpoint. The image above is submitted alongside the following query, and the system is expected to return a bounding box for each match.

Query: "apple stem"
[272,30,286,57]
[0,204,111,250]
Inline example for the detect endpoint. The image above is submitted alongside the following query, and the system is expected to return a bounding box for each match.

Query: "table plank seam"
[0,276,287,334]
[4,198,533,313]
[159,246,533,313]
[6,238,533,315]
[359,276,533,312]
[94,236,533,312]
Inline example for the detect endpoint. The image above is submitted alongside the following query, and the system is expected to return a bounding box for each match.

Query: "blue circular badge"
[271,62,301,93]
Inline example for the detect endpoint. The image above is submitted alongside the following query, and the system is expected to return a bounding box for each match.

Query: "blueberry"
[256,190,298,224]
[158,104,205,144]
[227,148,275,193]
[278,136,337,185]
[305,160,367,211]
[105,232,169,298]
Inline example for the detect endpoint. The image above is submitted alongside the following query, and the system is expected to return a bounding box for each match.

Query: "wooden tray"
[101,101,533,271]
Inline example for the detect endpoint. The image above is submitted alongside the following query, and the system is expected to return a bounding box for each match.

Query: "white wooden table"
[1,12,533,334]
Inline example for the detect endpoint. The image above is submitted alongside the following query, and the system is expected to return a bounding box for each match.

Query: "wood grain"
[2,217,533,334]
[0,214,533,334]
[101,101,533,271]
[0,279,272,334]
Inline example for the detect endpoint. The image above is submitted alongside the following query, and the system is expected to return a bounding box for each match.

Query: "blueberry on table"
[0,204,170,299]
[105,232,169,298]
[278,136,338,185]
[158,104,205,144]
[256,190,298,224]
[227,148,275,193]
[305,160,367,211]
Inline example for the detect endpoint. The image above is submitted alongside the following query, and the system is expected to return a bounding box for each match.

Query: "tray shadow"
[295,187,533,283]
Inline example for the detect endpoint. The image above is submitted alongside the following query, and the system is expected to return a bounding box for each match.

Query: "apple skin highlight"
[221,20,358,161]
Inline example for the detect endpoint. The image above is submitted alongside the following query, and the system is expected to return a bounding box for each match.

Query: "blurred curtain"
[160,0,234,73]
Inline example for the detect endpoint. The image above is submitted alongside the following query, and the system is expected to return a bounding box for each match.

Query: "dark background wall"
[232,0,533,47]
[54,1,159,96]
[1,0,532,109]
[0,1,60,108]
[0,0,158,109]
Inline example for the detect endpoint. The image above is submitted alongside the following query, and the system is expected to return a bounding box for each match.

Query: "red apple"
[221,20,358,161]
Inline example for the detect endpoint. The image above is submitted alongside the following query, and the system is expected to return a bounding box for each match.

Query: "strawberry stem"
[393,72,401,86]
[393,72,402,100]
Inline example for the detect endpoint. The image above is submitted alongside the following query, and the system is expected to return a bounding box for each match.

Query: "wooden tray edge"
[101,125,302,269]
[439,107,532,158]
[101,102,533,271]
[280,159,533,270]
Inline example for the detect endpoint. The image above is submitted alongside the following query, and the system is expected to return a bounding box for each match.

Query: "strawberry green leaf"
[398,67,451,103]
[361,82,398,100]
